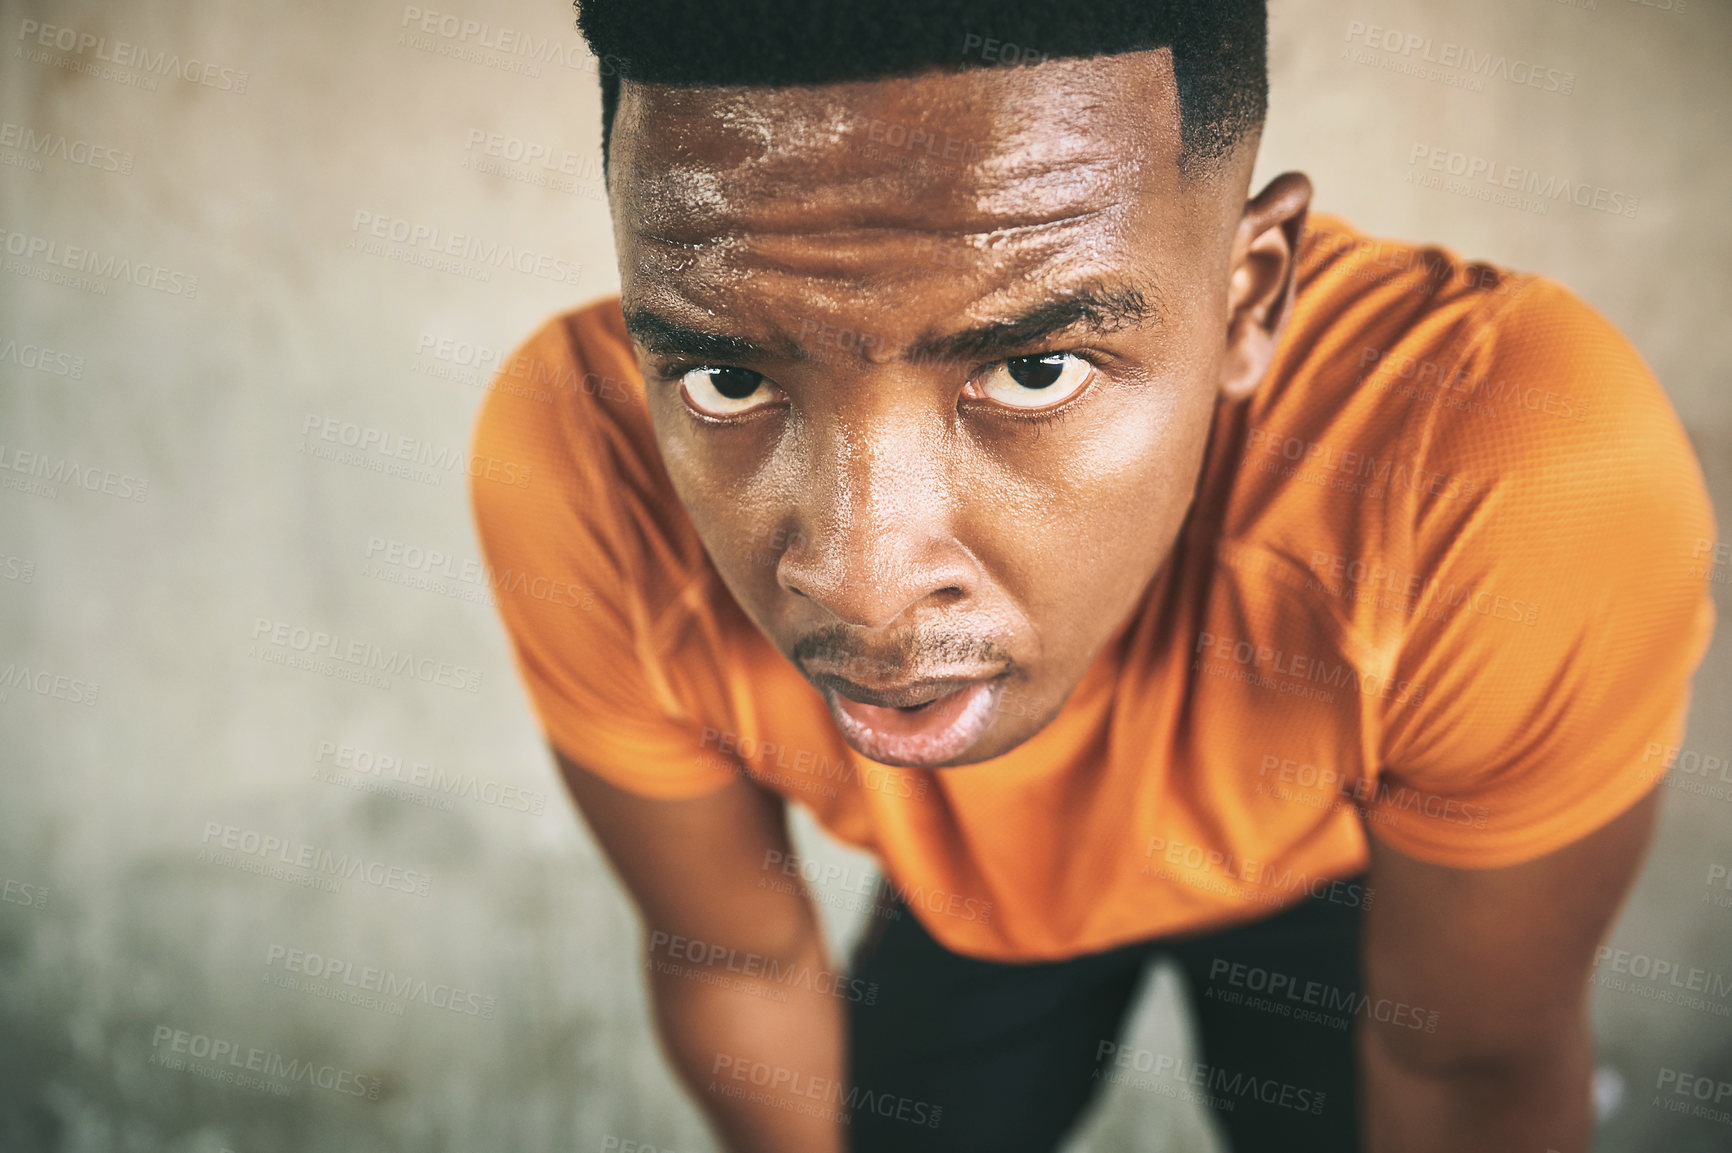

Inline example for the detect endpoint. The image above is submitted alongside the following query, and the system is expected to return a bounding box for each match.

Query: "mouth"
[820,675,1004,767]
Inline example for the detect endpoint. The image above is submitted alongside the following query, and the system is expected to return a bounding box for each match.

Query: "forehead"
[609,50,1187,260]
[605,52,1214,354]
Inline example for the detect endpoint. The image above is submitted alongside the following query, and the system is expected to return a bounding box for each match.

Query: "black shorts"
[846,882,1366,1153]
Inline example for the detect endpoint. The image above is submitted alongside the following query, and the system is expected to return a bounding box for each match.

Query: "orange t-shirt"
[470,214,1717,962]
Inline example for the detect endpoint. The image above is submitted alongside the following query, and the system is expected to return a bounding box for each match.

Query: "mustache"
[790,624,1014,684]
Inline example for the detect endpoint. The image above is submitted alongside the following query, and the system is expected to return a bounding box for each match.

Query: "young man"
[469,3,1717,1150]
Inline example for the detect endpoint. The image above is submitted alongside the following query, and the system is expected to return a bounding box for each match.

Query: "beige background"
[0,0,1726,1150]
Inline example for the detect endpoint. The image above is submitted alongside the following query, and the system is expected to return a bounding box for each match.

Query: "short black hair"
[575,0,1267,179]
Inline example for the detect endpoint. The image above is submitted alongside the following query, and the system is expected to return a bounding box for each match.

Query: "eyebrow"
[621,308,795,362]
[621,280,1159,368]
[909,282,1159,365]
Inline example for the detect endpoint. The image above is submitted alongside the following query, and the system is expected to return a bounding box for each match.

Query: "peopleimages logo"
[1594,945,1732,1018]
[0,443,149,502]
[1653,1067,1732,1125]
[148,1024,380,1098]
[198,821,435,897]
[0,227,199,297]
[0,121,134,175]
[1094,1042,1328,1115]
[462,129,604,183]
[1342,20,1576,95]
[1192,631,1427,706]
[15,20,250,92]
[0,661,99,706]
[0,334,85,378]
[398,6,627,76]
[1406,144,1639,219]
[300,414,530,489]
[348,211,582,286]
[1208,959,1440,1033]
[1,877,48,909]
[264,943,498,1019]
[363,535,594,612]
[647,929,880,1005]
[250,617,484,694]
[314,739,550,816]
[708,1054,943,1129]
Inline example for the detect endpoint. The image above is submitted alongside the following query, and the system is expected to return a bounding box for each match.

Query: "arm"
[558,751,848,1153]
[1359,785,1660,1152]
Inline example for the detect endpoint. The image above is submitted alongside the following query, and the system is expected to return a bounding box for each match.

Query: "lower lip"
[825,680,1001,767]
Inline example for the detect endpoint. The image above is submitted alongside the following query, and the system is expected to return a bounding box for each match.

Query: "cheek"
[652,416,794,595]
[963,385,1209,618]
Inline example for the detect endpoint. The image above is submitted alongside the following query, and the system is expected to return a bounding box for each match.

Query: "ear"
[1217,172,1312,403]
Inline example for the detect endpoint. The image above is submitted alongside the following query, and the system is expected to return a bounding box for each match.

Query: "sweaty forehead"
[608,49,1185,244]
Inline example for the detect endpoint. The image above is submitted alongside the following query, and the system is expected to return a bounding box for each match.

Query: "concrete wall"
[0,0,1724,1150]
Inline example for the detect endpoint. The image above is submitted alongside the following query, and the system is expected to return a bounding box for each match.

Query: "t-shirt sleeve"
[1371,278,1717,867]
[467,308,742,799]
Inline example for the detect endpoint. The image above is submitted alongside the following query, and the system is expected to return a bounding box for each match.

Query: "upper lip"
[812,672,999,710]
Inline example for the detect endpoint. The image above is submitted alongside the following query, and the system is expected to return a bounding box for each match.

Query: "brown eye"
[679,366,781,417]
[968,353,1093,411]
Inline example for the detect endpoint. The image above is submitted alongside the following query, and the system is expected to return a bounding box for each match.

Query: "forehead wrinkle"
[965,156,1140,220]
[614,49,1185,236]
[630,147,1136,245]
[959,108,1149,196]
[622,111,1144,248]
[624,227,1135,337]
[623,163,731,243]
[626,208,1148,349]
[632,205,1121,251]
[629,247,1157,379]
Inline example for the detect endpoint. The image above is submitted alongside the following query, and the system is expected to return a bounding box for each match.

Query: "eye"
[967,353,1094,412]
[678,366,782,418]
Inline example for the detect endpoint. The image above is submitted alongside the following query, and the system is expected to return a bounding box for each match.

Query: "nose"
[775,408,977,630]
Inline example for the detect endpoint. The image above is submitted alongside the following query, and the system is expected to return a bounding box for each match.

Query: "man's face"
[608,51,1262,768]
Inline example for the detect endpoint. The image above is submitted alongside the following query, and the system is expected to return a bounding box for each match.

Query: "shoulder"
[469,296,711,621]
[1390,271,1709,588]
[466,300,744,794]
[1208,217,1523,611]
[1222,216,1710,594]
[1207,220,1715,867]
[469,296,642,477]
